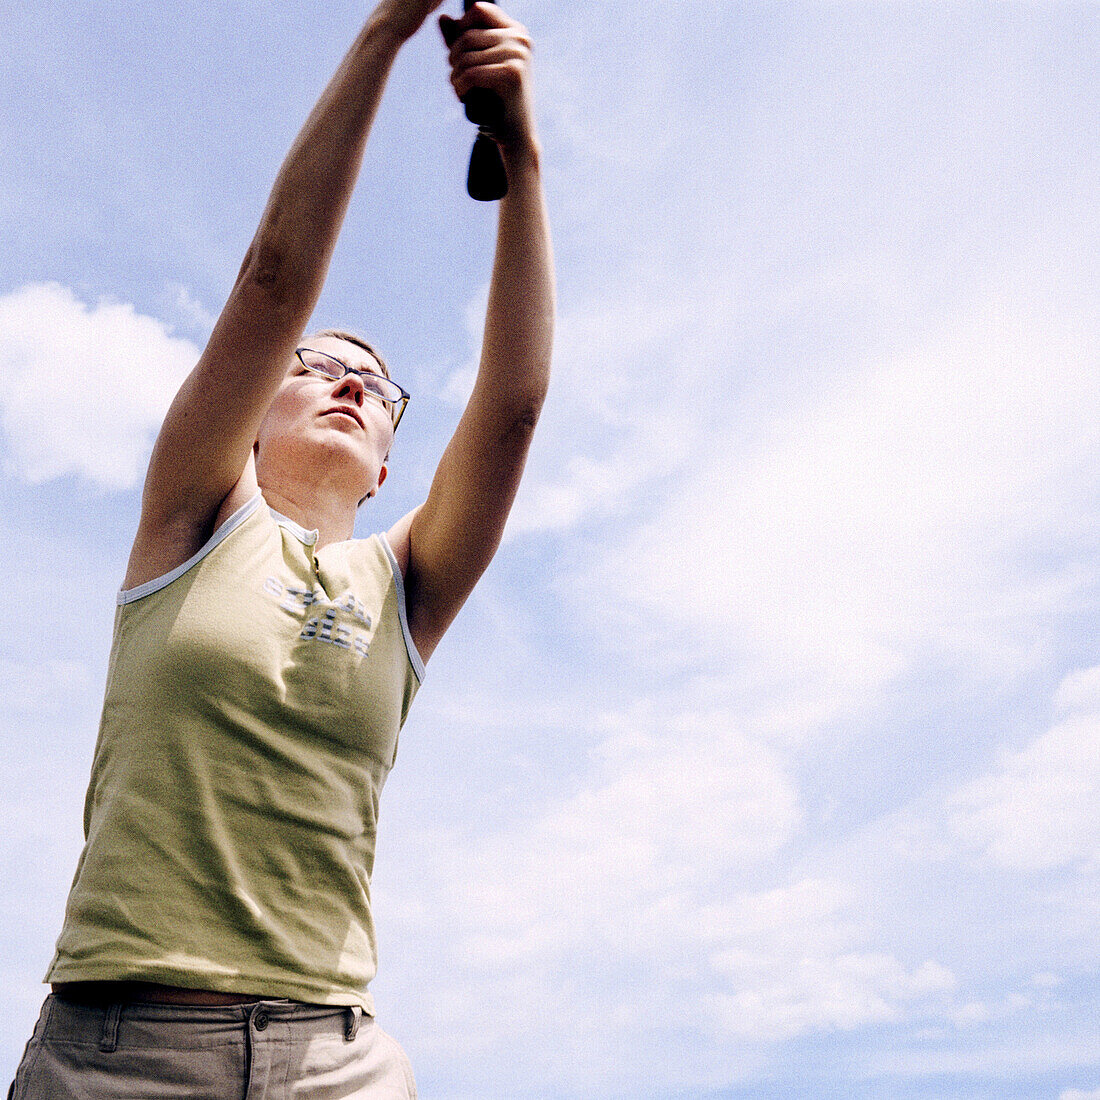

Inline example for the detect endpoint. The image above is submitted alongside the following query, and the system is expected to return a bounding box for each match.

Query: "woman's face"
[254,336,395,502]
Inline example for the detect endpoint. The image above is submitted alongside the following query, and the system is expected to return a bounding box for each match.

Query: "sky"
[1,1,1099,1097]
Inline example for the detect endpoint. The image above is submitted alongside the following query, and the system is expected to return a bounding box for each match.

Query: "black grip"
[464,88,507,132]
[467,132,509,202]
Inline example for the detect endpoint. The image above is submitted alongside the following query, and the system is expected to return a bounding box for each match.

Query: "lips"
[322,405,364,428]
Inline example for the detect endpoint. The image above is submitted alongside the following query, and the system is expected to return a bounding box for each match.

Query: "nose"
[334,373,365,407]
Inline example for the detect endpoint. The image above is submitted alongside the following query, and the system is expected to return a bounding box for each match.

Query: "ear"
[360,463,388,507]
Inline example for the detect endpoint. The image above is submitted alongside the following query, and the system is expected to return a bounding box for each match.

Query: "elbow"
[519,390,546,430]
[235,240,315,308]
[502,394,545,444]
[510,359,552,434]
[247,242,285,292]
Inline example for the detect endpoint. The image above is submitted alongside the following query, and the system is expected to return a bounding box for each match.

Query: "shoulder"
[385,507,419,580]
[124,463,262,591]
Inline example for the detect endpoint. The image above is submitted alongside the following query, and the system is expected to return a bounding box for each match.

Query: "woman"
[8,0,553,1096]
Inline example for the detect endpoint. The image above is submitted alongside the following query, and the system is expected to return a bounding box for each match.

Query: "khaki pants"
[8,994,417,1099]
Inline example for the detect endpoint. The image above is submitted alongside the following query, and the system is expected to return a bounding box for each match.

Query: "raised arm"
[125,0,445,590]
[389,3,555,661]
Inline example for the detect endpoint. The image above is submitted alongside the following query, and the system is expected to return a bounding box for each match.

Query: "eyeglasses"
[295,347,410,430]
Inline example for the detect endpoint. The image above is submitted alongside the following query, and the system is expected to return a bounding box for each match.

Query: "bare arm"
[126,0,444,589]
[389,3,555,661]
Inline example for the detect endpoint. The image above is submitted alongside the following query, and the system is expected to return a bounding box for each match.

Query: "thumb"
[439,13,461,47]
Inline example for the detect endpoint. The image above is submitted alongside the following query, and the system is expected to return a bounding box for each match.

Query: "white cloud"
[545,718,801,889]
[950,666,1100,872]
[561,272,1100,712]
[1054,666,1100,715]
[505,279,698,539]
[380,705,800,1041]
[0,283,199,489]
[1032,972,1063,989]
[424,710,802,948]
[379,260,1100,1092]
[508,450,661,539]
[1062,1089,1100,1100]
[161,281,216,334]
[708,951,954,1042]
[949,991,1036,1030]
[700,879,954,1042]
[435,284,490,410]
[375,701,959,1095]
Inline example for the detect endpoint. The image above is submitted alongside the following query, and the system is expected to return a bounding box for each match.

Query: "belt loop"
[344,1005,362,1042]
[99,1003,122,1053]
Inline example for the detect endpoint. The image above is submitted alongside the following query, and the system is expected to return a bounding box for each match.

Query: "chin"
[284,438,376,497]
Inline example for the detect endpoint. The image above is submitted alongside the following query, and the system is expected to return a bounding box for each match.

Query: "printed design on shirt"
[263,577,374,658]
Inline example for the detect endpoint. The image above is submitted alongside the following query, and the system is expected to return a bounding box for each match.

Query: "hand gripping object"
[443,0,509,201]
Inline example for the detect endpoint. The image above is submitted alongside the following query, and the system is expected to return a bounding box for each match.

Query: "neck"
[259,482,361,548]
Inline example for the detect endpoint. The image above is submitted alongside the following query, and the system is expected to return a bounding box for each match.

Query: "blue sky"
[2,1,1100,1097]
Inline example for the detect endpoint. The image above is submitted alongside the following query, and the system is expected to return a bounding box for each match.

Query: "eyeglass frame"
[294,346,410,430]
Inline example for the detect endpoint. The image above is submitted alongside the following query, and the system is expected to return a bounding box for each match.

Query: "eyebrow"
[334,352,387,377]
[301,347,388,378]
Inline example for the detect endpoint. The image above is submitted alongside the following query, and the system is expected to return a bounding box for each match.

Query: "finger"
[451,57,528,103]
[446,27,511,65]
[439,14,461,48]
[449,31,530,70]
[450,42,529,83]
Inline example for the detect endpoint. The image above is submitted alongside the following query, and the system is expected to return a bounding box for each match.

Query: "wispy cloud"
[0,283,199,490]
[559,266,1100,714]
[951,665,1100,873]
[387,248,1100,1094]
[375,697,958,1095]
[160,281,216,335]
[701,878,955,1042]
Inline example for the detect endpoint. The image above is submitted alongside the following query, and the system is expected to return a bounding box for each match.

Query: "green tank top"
[46,495,424,1012]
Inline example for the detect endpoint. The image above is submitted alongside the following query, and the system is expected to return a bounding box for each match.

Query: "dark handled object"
[466,132,507,202]
[446,0,508,201]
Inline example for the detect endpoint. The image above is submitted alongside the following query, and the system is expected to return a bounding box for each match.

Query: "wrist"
[368,2,428,44]
[498,133,542,176]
